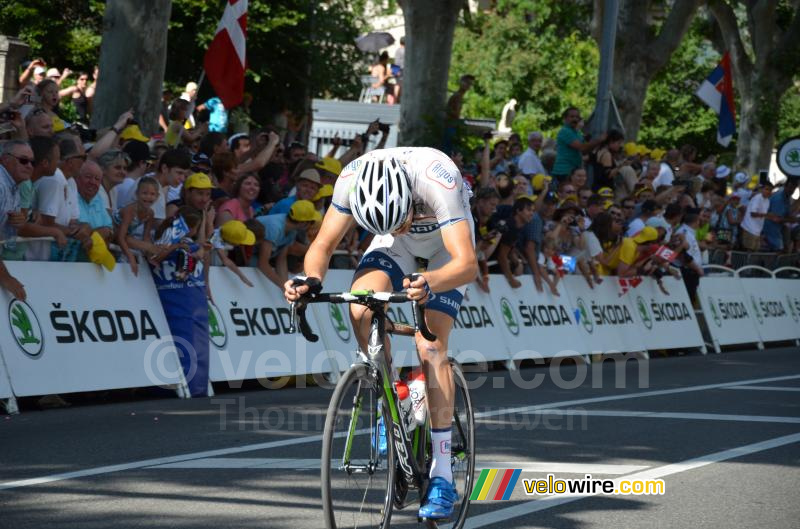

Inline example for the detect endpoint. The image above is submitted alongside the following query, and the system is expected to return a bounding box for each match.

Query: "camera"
[378,122,390,134]
[489,218,510,235]
[482,131,493,140]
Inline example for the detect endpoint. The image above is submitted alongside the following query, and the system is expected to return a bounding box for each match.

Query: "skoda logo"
[750,295,763,324]
[788,295,799,323]
[636,296,653,330]
[576,297,593,334]
[329,304,351,341]
[208,301,228,348]
[8,299,43,358]
[708,297,722,327]
[499,297,519,336]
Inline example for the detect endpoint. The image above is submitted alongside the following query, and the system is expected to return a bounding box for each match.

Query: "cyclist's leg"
[349,235,416,354]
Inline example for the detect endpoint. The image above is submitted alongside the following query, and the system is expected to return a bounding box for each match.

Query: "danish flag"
[203,0,247,109]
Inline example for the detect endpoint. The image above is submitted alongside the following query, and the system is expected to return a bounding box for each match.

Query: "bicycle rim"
[321,363,395,529]
[447,359,476,529]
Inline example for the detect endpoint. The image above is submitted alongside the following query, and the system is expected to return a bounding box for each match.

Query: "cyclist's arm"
[421,220,478,292]
[302,207,355,281]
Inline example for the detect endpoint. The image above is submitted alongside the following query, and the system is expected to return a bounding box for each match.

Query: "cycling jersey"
[331,147,474,318]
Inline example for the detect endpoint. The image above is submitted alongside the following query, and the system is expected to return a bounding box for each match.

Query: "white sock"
[430,427,452,482]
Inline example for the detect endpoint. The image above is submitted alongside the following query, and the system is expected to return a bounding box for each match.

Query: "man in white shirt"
[674,209,704,304]
[740,183,773,251]
[109,140,151,211]
[517,131,546,176]
[652,149,680,189]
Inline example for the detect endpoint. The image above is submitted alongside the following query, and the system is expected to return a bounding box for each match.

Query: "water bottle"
[407,369,427,426]
[394,380,416,431]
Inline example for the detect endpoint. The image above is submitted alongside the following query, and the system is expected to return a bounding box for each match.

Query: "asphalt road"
[2,346,799,529]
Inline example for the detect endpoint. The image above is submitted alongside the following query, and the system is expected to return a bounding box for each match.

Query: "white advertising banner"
[490,275,587,359]
[561,275,647,354]
[0,262,183,397]
[0,354,13,400]
[697,277,762,347]
[738,278,800,343]
[207,267,337,382]
[775,279,800,339]
[448,284,511,364]
[624,276,704,350]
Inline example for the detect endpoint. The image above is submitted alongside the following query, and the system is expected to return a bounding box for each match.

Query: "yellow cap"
[650,148,666,161]
[636,145,651,156]
[88,232,116,271]
[632,226,658,244]
[313,184,334,201]
[120,124,150,142]
[315,157,342,176]
[623,142,638,156]
[184,172,215,190]
[747,174,759,190]
[603,199,614,210]
[597,186,613,198]
[220,220,256,246]
[289,199,322,222]
[531,173,552,191]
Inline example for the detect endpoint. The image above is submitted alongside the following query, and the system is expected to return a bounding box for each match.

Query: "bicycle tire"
[321,363,395,529]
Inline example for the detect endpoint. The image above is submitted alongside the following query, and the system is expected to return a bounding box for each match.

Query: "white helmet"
[349,157,413,235]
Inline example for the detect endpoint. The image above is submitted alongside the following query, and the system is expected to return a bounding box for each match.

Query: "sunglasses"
[8,154,34,166]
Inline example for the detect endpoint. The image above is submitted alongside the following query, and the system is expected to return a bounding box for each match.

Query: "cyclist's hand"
[284,276,321,303]
[403,274,431,303]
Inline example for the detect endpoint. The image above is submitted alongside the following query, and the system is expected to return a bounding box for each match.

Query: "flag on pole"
[203,0,248,109]
[695,52,736,147]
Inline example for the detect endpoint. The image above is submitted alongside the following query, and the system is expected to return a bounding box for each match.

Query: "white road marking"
[721,385,800,392]
[2,372,799,491]
[525,409,800,424]
[462,431,800,529]
[150,457,648,475]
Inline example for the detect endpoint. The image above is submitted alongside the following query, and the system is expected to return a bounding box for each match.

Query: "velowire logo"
[8,299,43,357]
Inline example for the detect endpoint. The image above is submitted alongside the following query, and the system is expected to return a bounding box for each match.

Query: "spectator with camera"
[490,196,545,292]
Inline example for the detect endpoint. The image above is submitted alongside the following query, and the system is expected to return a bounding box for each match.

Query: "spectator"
[551,106,606,180]
[25,108,54,137]
[615,226,658,278]
[74,160,113,262]
[210,220,256,287]
[583,211,620,276]
[152,148,191,220]
[762,178,798,252]
[114,177,160,275]
[109,140,151,211]
[59,71,91,122]
[490,197,542,291]
[740,183,773,251]
[471,187,500,291]
[29,136,90,261]
[517,131,545,177]
[35,80,68,133]
[490,140,509,176]
[229,133,250,159]
[537,238,562,295]
[591,129,624,191]
[0,140,34,299]
[57,133,86,180]
[268,168,322,215]
[197,97,228,133]
[443,74,474,153]
[217,173,260,224]
[210,152,238,207]
[652,149,680,189]
[615,165,637,202]
[713,164,731,196]
[675,210,704,304]
[626,199,660,237]
[255,199,321,289]
[96,149,129,211]
[711,194,741,250]
[369,51,394,104]
[568,167,589,191]
[731,171,753,206]
[18,59,47,87]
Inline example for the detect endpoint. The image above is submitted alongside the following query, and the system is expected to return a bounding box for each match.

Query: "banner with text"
[775,278,800,339]
[490,275,587,360]
[697,277,761,347]
[206,267,337,382]
[0,262,183,397]
[738,277,800,343]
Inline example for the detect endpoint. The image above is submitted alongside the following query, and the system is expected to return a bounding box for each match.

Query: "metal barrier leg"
[713,339,721,354]
[699,343,708,355]
[505,358,518,371]
[206,381,215,397]
[757,341,765,350]
[2,396,19,415]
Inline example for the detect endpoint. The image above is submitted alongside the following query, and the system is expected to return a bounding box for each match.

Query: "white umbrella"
[355,32,395,53]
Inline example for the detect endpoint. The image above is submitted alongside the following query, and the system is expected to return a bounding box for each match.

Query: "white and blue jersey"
[332,147,474,319]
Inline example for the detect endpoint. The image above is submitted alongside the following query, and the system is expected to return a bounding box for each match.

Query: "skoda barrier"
[1,263,798,413]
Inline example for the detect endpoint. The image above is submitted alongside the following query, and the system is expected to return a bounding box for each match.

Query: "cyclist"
[284,146,477,520]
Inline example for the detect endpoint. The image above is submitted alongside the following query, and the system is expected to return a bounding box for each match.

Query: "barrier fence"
[1,262,798,413]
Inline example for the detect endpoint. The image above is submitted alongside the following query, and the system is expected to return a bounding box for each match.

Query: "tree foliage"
[0,0,366,125]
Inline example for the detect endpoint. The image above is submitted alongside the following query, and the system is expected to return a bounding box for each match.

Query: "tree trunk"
[91,0,172,134]
[398,0,462,147]
[595,0,699,141]
[708,0,800,174]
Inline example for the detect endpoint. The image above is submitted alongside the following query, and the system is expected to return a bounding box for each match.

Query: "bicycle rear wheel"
[321,363,395,529]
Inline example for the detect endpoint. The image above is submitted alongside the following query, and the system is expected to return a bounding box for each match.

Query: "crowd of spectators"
[1,63,799,309]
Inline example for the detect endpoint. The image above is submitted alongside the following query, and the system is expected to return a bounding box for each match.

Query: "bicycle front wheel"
[447,359,476,529]
[321,363,395,529]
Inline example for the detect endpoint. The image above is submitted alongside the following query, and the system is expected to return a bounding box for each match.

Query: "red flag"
[203,0,247,109]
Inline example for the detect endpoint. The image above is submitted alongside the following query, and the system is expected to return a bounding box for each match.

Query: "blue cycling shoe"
[373,416,387,456]
[419,477,458,520]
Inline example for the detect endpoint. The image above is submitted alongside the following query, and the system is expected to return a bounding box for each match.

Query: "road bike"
[290,278,475,528]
